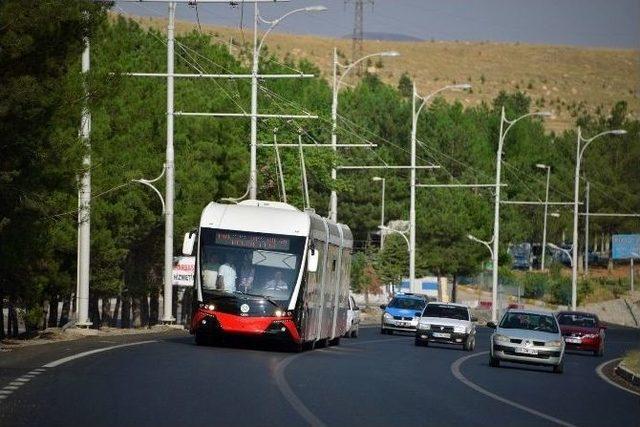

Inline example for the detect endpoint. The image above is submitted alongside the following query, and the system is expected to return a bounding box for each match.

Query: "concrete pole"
[162,1,176,323]
[249,2,259,200]
[380,178,386,250]
[77,33,92,327]
[330,47,338,222]
[584,181,590,275]
[541,166,550,271]
[491,107,506,322]
[409,83,417,290]
[570,128,582,311]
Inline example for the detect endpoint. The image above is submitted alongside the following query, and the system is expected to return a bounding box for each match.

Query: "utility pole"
[584,180,590,275]
[76,26,92,327]
[346,0,374,70]
[161,1,177,323]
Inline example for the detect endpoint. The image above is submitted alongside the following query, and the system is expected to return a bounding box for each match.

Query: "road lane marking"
[273,335,410,426]
[0,390,13,395]
[3,386,19,391]
[451,351,576,427]
[274,353,327,427]
[595,358,640,397]
[42,340,157,368]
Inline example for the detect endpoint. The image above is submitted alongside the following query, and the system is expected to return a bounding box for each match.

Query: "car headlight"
[383,312,393,320]
[418,322,431,330]
[547,340,563,347]
[454,325,467,334]
[493,334,509,343]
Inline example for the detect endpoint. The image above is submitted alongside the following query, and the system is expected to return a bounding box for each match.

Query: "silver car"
[488,309,565,374]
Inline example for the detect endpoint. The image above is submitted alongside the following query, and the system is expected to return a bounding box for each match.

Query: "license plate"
[515,347,538,355]
[565,337,581,344]
[433,332,451,338]
[397,321,407,327]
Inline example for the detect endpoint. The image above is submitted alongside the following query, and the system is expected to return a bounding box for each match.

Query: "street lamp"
[570,127,627,310]
[467,234,495,259]
[329,49,400,221]
[372,177,386,249]
[536,164,551,271]
[249,4,327,199]
[490,108,552,321]
[410,83,471,290]
[547,243,573,268]
[379,225,410,252]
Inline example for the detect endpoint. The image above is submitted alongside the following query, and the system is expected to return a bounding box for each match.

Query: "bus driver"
[264,270,288,293]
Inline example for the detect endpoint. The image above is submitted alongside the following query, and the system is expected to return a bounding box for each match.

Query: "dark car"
[556,311,606,357]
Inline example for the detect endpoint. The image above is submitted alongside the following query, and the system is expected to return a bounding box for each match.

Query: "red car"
[556,311,606,357]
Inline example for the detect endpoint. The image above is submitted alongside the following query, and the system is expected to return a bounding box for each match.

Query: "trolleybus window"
[199,229,306,304]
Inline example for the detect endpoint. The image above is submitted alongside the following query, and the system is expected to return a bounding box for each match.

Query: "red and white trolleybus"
[182,200,353,350]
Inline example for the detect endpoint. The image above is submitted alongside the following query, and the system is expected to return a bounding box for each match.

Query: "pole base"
[75,321,93,328]
[161,317,176,324]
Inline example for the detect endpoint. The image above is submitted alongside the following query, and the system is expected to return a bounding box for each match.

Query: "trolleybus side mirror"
[307,248,319,272]
[182,231,196,255]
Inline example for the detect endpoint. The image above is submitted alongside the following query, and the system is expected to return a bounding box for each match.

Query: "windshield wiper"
[234,291,280,308]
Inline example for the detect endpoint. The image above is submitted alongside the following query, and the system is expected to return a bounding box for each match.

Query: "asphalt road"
[0,326,638,427]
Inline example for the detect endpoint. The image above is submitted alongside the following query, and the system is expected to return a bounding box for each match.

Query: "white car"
[345,295,360,338]
[488,309,565,373]
[415,302,477,351]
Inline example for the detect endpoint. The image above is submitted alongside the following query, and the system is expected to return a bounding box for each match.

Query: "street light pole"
[76,27,92,327]
[250,5,327,200]
[162,0,176,323]
[571,127,627,310]
[491,107,552,322]
[373,177,386,249]
[584,180,590,275]
[536,164,551,271]
[410,82,471,290]
[329,49,399,221]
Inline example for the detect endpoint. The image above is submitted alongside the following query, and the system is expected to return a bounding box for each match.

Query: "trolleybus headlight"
[274,309,283,317]
[203,304,215,311]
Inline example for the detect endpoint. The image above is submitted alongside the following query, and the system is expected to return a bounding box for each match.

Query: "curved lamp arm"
[578,128,627,161]
[256,6,327,55]
[337,51,400,86]
[379,225,410,252]
[132,164,166,214]
[415,84,472,119]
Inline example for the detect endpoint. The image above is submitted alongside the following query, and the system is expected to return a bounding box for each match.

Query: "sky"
[114,0,640,49]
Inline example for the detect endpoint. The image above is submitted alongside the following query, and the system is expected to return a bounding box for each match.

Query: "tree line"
[1,1,638,336]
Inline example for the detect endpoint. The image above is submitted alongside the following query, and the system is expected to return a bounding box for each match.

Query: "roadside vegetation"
[1,1,639,336]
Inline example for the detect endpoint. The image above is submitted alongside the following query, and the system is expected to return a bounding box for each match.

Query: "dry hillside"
[117,12,640,134]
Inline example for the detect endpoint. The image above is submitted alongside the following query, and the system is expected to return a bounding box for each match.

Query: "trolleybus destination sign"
[215,231,290,251]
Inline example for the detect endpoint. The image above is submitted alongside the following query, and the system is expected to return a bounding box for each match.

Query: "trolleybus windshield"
[199,228,306,304]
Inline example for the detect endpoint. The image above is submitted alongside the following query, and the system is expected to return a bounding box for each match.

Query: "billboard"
[173,256,195,287]
[612,234,640,260]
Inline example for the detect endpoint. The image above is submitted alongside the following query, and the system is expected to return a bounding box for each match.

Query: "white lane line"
[595,358,640,397]
[32,369,46,372]
[273,335,409,427]
[0,395,8,400]
[3,386,18,391]
[274,353,327,427]
[14,378,30,383]
[0,390,13,395]
[42,340,157,368]
[451,351,576,427]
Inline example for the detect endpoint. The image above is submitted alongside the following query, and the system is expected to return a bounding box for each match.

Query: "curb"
[615,362,640,387]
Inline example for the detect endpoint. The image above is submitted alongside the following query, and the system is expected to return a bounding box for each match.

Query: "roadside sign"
[173,256,195,287]
[612,234,640,260]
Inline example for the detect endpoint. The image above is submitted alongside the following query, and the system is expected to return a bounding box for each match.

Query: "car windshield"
[557,313,597,328]
[499,312,559,333]
[388,297,425,311]
[422,304,469,320]
[199,228,306,305]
